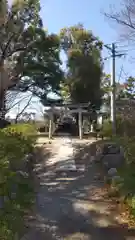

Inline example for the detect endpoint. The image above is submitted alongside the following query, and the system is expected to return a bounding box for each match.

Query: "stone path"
[21,137,135,239]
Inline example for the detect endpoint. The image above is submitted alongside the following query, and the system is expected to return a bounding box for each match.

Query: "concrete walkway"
[21,137,135,240]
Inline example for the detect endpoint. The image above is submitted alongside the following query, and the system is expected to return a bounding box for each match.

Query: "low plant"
[101,114,135,138]
[100,115,135,218]
[0,124,37,239]
[109,136,135,217]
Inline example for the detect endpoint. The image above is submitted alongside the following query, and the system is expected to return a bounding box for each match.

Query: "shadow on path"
[24,140,135,240]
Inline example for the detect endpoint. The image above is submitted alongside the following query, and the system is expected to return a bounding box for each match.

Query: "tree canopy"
[101,73,126,102]
[59,24,103,108]
[0,0,63,110]
[14,31,63,104]
[0,0,41,88]
[124,76,135,99]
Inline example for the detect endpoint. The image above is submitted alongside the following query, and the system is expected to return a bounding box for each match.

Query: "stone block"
[108,168,118,177]
[102,143,120,155]
[102,153,125,169]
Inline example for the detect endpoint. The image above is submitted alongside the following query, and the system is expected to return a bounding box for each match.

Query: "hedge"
[0,124,37,240]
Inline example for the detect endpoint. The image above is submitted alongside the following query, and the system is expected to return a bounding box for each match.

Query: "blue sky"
[40,0,135,80]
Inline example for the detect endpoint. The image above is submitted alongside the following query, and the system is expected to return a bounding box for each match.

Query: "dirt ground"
[21,137,135,240]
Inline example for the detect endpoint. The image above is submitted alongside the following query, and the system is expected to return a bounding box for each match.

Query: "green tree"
[60,24,103,108]
[101,73,126,102]
[0,0,63,113]
[0,0,41,112]
[15,32,63,105]
[0,0,41,83]
[124,76,135,99]
[59,82,71,103]
[101,74,111,102]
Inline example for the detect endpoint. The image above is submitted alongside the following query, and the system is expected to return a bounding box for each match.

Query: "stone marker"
[102,143,120,155]
[96,143,125,170]
[108,168,118,177]
[102,153,125,169]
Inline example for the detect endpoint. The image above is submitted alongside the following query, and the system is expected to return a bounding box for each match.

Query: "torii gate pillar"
[78,109,83,139]
[48,109,54,139]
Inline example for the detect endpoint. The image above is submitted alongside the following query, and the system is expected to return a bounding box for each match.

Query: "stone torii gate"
[47,103,90,139]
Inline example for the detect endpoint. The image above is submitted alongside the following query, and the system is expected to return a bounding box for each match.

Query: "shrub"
[0,124,37,239]
[101,115,135,137]
[6,123,37,140]
[109,136,135,217]
[101,119,113,137]
[9,123,37,135]
[122,119,135,137]
[101,114,135,218]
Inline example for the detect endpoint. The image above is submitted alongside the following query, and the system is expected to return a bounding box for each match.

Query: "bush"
[0,124,37,239]
[7,123,37,140]
[9,123,37,135]
[101,115,135,137]
[101,119,113,137]
[101,114,135,218]
[109,136,135,217]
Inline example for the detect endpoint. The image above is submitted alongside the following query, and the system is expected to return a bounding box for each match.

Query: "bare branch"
[104,0,135,40]
[32,104,45,117]
[15,94,33,122]
[5,91,30,113]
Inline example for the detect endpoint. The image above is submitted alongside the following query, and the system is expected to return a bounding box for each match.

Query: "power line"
[119,48,135,52]
[122,68,129,78]
[117,65,124,83]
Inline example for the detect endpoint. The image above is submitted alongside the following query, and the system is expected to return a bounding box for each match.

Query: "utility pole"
[110,43,116,134]
[104,43,125,135]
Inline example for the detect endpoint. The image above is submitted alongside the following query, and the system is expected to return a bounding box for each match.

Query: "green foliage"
[101,73,126,102]
[114,146,135,216]
[101,114,135,137]
[59,82,71,103]
[0,0,63,107]
[101,74,111,101]
[7,123,37,138]
[16,30,63,104]
[60,24,103,107]
[0,124,37,239]
[100,116,122,137]
[101,119,113,137]
[124,76,135,99]
[102,117,135,215]
[104,134,135,217]
[0,0,41,109]
[0,0,41,66]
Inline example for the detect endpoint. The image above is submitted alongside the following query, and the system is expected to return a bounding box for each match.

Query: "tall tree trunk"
[0,90,6,119]
[0,63,8,120]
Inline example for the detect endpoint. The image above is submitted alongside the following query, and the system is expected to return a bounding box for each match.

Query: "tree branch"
[104,12,135,30]
[7,40,36,58]
[104,0,135,39]
[15,94,33,122]
[6,95,29,113]
[1,33,15,61]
